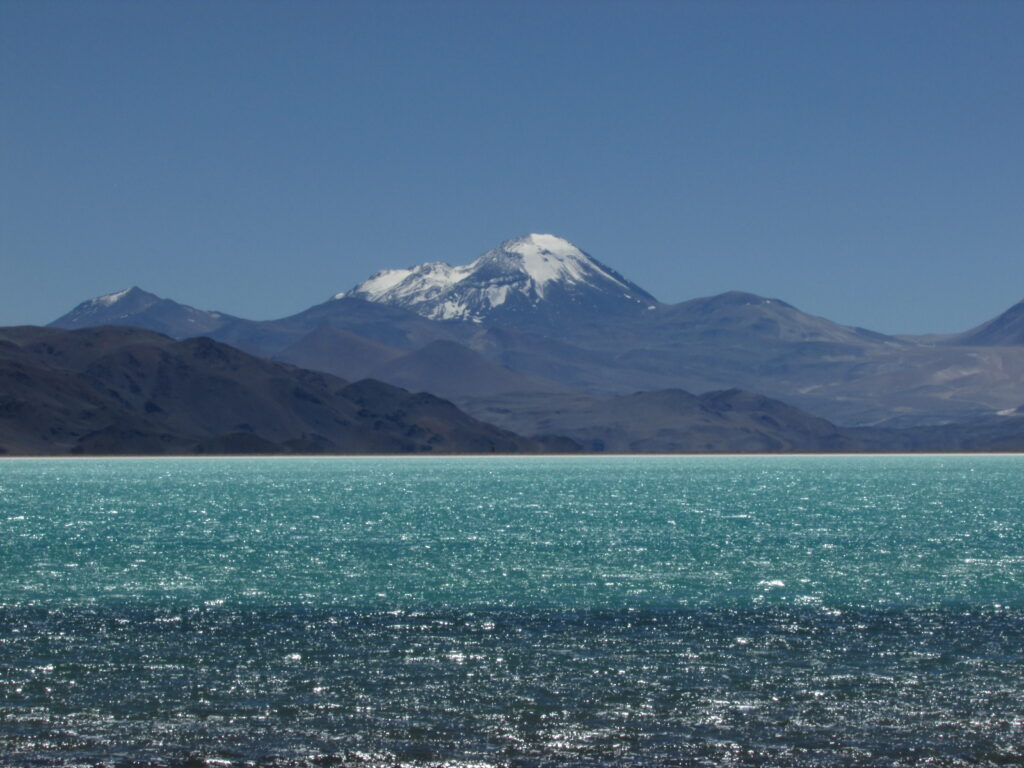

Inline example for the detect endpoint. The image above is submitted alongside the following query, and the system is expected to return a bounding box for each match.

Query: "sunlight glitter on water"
[1,455,1023,766]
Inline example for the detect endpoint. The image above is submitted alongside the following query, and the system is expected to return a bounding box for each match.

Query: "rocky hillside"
[0,326,557,455]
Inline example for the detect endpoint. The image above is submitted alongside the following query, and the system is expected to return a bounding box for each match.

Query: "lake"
[2,455,1022,766]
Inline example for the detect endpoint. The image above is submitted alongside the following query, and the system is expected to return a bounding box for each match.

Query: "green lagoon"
[2,455,1023,766]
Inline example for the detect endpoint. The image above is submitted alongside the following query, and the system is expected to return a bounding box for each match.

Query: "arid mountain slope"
[0,326,550,455]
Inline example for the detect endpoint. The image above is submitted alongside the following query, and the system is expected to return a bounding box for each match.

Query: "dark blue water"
[2,456,1023,766]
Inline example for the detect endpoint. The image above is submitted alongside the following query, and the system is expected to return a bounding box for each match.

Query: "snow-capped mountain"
[339,234,659,324]
[50,286,234,338]
[52,287,161,326]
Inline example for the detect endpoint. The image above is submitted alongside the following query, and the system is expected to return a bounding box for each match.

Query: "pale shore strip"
[2,452,1022,461]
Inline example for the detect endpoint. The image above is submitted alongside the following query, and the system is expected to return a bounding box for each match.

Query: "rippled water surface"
[2,455,1023,766]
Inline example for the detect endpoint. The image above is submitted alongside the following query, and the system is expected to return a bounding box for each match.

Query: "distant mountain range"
[459,389,1024,454]
[4,325,1021,456]
[41,233,1024,450]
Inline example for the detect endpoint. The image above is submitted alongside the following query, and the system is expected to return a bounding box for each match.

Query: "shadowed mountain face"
[951,299,1024,346]
[0,326,552,456]
[46,236,1024,428]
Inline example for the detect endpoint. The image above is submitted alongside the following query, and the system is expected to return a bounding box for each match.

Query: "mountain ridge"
[42,234,1024,428]
[9,324,1020,454]
[950,299,1024,346]
[0,326,553,455]
[51,286,236,338]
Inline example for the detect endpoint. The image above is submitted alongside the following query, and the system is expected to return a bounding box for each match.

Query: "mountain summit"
[50,286,234,338]
[52,286,161,326]
[339,234,658,325]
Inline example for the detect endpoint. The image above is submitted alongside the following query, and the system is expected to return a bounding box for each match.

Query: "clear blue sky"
[2,0,1022,333]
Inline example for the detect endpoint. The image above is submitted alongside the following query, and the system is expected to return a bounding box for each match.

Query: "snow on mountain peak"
[486,233,630,297]
[92,287,133,307]
[49,286,166,329]
[333,262,470,302]
[340,234,655,323]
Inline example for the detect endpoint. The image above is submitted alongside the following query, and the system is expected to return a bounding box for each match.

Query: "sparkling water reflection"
[1,456,1022,766]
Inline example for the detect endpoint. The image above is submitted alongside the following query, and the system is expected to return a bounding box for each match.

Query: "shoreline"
[2,451,1023,460]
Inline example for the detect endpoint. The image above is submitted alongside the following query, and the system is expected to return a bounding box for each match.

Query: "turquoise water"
[1,455,1023,766]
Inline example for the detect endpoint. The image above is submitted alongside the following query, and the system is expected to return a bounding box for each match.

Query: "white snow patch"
[390,263,472,302]
[345,262,476,305]
[92,288,131,307]
[484,284,511,307]
[337,268,413,301]
[435,299,471,320]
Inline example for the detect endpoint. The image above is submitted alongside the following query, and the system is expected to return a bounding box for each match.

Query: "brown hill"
[0,326,552,456]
